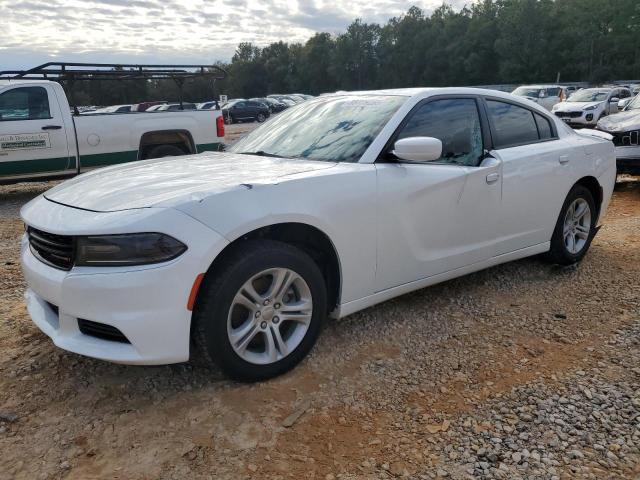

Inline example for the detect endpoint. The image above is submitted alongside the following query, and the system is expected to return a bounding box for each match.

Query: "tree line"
[71,0,640,106]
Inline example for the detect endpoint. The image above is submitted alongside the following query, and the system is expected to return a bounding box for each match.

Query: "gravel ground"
[0,138,638,479]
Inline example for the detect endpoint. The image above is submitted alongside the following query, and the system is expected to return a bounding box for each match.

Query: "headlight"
[584,104,600,111]
[75,233,187,267]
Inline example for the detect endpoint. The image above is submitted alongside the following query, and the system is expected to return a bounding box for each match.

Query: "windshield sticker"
[0,133,51,151]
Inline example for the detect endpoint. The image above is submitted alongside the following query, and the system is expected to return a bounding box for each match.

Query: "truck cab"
[0,81,77,180]
[0,63,227,183]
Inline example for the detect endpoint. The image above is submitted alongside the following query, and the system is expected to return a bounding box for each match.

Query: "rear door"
[0,84,72,180]
[484,97,574,254]
[246,101,261,118]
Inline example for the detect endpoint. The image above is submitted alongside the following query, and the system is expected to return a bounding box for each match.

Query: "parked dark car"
[250,97,288,113]
[268,94,304,105]
[222,100,270,124]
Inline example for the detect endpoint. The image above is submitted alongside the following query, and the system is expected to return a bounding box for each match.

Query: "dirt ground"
[0,148,639,479]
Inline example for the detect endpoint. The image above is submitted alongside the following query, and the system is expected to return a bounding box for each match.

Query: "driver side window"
[396,98,483,167]
[0,87,51,121]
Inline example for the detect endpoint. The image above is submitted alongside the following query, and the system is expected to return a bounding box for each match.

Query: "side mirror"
[393,137,442,163]
[610,97,620,103]
[538,91,547,98]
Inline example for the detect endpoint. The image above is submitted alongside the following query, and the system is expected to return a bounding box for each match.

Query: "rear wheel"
[146,144,185,159]
[191,240,326,381]
[546,184,597,265]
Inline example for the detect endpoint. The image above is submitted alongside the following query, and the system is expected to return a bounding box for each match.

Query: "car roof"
[323,87,524,101]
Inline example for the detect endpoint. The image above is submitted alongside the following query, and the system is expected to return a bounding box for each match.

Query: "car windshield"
[512,87,541,97]
[228,95,406,163]
[568,89,609,102]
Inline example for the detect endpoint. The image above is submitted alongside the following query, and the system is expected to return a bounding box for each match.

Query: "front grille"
[555,111,582,118]
[78,319,130,343]
[610,130,640,147]
[27,227,74,270]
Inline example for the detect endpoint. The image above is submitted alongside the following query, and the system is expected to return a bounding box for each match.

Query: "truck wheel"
[147,144,185,159]
[257,113,266,123]
[546,184,597,265]
[191,240,326,381]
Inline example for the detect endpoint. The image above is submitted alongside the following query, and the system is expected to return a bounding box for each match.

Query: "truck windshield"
[512,87,542,98]
[228,95,407,163]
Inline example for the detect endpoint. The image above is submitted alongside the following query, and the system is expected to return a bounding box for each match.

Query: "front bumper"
[20,198,229,365]
[615,147,640,174]
[554,111,598,127]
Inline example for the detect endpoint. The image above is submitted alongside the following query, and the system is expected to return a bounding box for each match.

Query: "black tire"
[191,240,327,382]
[546,184,597,265]
[146,144,185,159]
[256,113,266,123]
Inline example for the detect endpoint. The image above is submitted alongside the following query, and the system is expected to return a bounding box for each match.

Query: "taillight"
[216,114,225,137]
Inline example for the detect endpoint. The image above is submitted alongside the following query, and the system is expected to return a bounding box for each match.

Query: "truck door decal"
[0,132,51,151]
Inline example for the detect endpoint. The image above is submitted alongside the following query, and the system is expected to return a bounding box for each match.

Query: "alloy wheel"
[227,268,313,365]
[563,198,591,254]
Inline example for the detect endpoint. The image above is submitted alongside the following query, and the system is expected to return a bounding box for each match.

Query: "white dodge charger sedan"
[21,88,616,381]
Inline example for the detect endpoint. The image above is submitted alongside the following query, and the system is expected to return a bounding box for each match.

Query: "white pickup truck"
[0,79,225,183]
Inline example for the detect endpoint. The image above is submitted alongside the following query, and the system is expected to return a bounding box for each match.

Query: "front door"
[0,84,72,180]
[375,97,502,292]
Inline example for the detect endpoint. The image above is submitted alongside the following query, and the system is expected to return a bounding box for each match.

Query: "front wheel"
[191,240,326,381]
[546,184,597,265]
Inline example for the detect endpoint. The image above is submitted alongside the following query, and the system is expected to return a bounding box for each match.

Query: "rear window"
[534,113,553,140]
[487,100,542,148]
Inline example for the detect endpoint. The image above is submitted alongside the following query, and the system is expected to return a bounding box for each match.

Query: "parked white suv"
[20,88,616,381]
[552,87,632,127]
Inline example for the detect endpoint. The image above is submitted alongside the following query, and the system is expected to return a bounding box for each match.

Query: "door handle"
[486,172,500,184]
[559,155,570,164]
[42,125,62,130]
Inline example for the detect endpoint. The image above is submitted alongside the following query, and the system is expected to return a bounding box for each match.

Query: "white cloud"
[0,0,470,69]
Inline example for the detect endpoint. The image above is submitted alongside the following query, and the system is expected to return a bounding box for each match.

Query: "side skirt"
[333,242,550,319]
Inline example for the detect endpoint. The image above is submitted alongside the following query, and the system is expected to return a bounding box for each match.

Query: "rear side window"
[0,87,51,121]
[534,113,553,139]
[487,100,541,148]
[396,98,484,166]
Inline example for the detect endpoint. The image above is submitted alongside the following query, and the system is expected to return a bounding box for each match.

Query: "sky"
[0,0,468,70]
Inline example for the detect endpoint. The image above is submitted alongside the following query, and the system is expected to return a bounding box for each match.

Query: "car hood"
[44,152,337,212]
[597,110,640,132]
[554,101,601,112]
